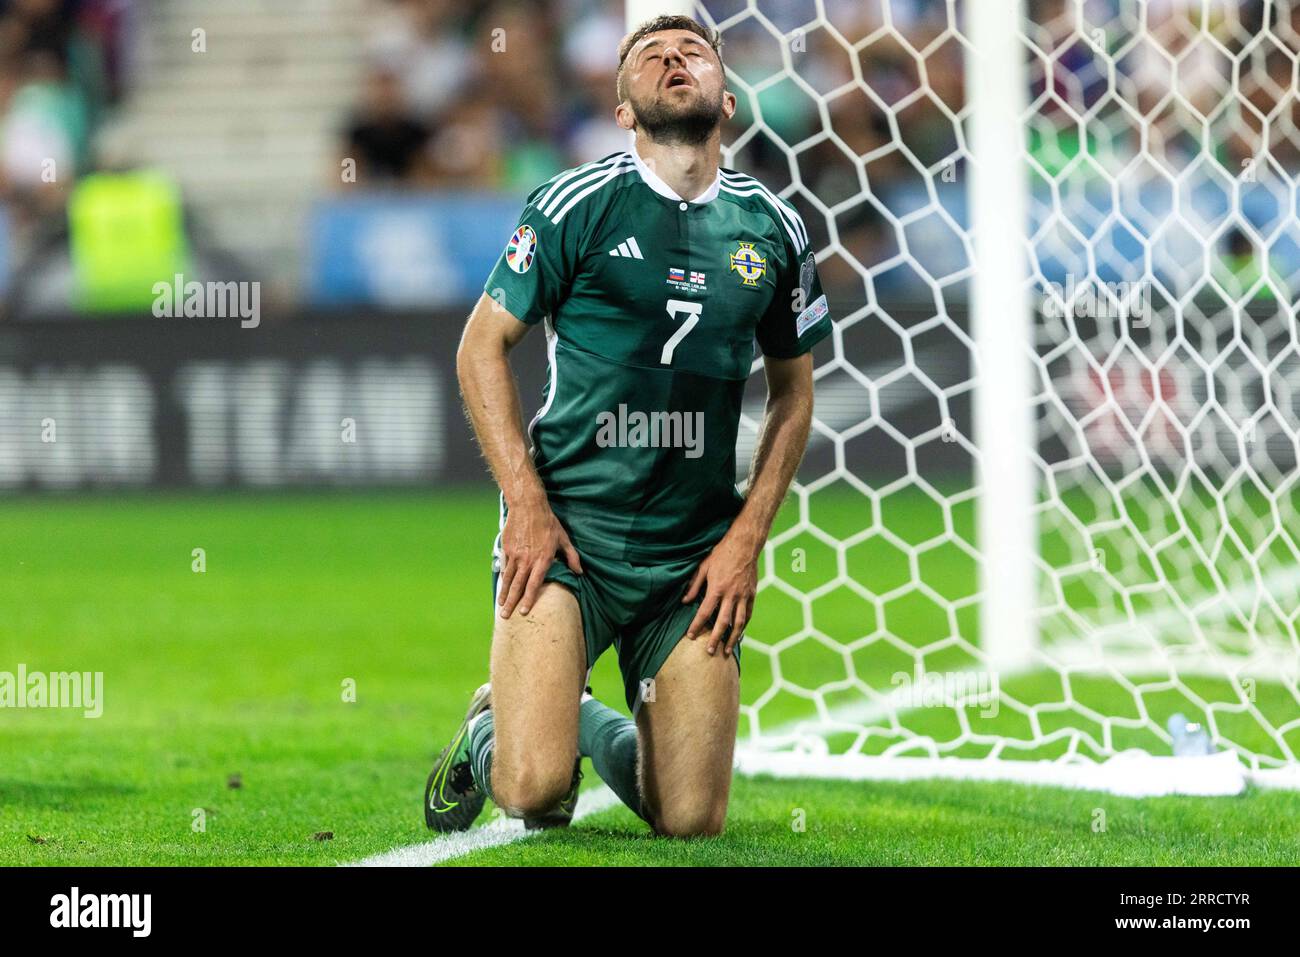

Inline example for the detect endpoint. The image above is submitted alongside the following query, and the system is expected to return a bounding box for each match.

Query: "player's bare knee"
[652,800,727,838]
[492,761,573,818]
[655,813,725,839]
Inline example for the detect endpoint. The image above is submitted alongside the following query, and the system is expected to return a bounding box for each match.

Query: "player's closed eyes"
[644,48,704,61]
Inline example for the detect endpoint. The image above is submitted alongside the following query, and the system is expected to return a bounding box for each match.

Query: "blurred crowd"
[0,0,132,220]
[0,0,1291,315]
[1028,0,1300,173]
[341,0,888,195]
[340,0,891,290]
[340,0,1300,294]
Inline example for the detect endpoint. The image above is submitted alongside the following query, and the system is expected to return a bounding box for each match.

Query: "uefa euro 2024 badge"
[506,225,537,274]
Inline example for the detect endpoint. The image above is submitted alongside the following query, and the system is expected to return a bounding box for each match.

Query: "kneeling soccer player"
[424,14,831,837]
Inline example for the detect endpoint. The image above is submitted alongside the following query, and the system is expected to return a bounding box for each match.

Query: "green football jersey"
[483,149,833,563]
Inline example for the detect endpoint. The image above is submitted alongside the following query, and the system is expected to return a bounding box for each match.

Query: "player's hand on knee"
[682,534,758,656]
[498,505,583,619]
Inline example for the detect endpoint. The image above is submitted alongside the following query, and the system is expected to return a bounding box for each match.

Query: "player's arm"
[463,175,590,618]
[733,351,815,550]
[682,353,814,655]
[684,225,832,657]
[456,293,582,620]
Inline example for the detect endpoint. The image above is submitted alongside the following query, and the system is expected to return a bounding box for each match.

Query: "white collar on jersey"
[629,146,721,204]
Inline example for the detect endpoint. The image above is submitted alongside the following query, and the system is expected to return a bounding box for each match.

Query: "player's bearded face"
[626,38,726,145]
[629,81,725,145]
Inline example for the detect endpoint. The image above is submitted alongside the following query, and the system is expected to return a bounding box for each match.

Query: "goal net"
[661,0,1300,794]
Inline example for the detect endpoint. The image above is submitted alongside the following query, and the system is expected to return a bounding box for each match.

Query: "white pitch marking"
[349,505,1300,865]
[347,786,622,867]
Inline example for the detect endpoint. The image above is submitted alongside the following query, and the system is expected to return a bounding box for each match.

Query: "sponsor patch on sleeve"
[796,293,829,337]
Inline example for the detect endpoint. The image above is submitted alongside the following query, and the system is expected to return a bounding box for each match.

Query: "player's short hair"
[616,14,725,102]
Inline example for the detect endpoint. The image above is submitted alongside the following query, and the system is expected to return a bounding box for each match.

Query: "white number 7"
[661,299,702,365]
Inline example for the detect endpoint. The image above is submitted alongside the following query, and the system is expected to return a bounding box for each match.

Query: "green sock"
[578,697,645,822]
[467,709,496,803]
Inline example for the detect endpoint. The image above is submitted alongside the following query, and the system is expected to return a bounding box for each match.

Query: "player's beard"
[629,84,725,146]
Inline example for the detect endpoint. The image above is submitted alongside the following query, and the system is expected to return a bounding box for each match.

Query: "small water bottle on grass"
[1168,713,1213,756]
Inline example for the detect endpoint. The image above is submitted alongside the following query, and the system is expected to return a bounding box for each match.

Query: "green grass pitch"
[1,489,1297,866]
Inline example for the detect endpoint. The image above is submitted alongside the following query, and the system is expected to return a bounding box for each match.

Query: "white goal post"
[626,0,1300,795]
[965,0,1037,677]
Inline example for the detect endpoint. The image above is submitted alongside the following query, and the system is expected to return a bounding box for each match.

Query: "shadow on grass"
[0,777,141,810]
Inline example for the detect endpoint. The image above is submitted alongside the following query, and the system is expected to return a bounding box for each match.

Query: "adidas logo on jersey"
[608,237,644,259]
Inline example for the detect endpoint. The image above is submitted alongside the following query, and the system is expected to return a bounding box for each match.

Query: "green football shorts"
[492,548,741,713]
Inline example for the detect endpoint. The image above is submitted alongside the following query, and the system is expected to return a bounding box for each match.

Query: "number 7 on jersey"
[661,299,702,365]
